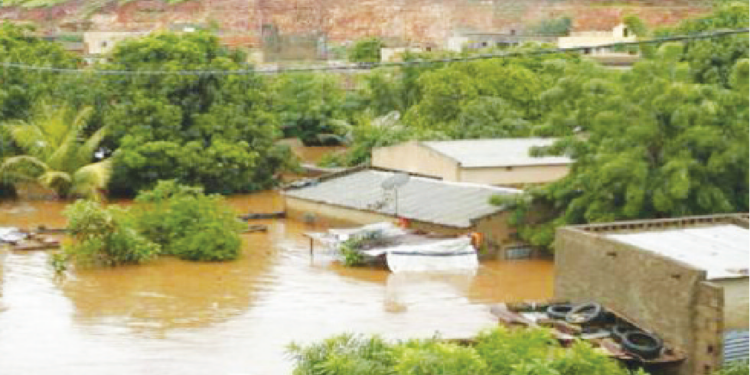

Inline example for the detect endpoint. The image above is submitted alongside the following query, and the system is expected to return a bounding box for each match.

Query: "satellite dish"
[381,173,410,190]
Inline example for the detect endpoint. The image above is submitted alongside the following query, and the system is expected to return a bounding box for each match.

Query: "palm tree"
[0,103,111,199]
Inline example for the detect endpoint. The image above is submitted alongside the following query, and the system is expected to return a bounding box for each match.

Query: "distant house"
[557,22,636,54]
[83,31,150,55]
[371,138,571,188]
[446,32,557,52]
[283,167,529,259]
[556,214,749,375]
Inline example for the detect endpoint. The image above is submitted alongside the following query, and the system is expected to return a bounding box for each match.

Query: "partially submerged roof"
[285,169,520,228]
[420,138,571,168]
[606,224,749,280]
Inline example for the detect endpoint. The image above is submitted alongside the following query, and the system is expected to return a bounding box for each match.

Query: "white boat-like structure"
[305,222,479,274]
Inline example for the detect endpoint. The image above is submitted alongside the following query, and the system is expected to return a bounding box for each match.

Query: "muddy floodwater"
[0,191,553,375]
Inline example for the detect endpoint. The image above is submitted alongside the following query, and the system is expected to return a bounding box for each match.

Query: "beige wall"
[555,227,737,375]
[284,195,515,258]
[718,278,750,331]
[372,142,460,181]
[373,142,570,187]
[459,164,570,187]
[84,32,147,55]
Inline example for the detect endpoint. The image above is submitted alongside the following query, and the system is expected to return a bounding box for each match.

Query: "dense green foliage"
[134,180,245,261]
[55,181,244,269]
[0,103,111,198]
[492,2,749,251]
[288,327,647,375]
[102,31,288,195]
[57,199,159,269]
[348,38,384,63]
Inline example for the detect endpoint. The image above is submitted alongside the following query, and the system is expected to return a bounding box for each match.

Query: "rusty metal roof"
[284,169,520,228]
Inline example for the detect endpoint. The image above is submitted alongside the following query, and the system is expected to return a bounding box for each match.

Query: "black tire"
[565,302,603,324]
[611,323,633,342]
[621,331,663,359]
[546,304,573,320]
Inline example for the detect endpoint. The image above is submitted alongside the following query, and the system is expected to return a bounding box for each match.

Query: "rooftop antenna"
[381,173,410,216]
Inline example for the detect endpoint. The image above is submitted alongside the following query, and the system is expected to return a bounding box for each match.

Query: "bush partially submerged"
[56,200,159,269]
[135,180,245,262]
[55,180,245,270]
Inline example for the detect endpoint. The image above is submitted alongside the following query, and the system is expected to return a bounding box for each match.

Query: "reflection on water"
[0,191,553,375]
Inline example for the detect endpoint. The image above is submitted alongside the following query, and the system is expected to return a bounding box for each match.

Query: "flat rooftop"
[421,138,571,168]
[606,224,749,280]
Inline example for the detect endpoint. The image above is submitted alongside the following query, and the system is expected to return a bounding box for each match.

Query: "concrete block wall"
[555,227,714,375]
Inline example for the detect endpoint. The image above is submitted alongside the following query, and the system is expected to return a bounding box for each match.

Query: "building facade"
[555,214,749,375]
[284,167,528,259]
[372,139,571,188]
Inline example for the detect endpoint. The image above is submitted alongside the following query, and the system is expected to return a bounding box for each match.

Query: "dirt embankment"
[0,0,712,44]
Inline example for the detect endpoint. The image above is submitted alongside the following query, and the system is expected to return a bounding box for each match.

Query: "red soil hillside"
[0,0,712,45]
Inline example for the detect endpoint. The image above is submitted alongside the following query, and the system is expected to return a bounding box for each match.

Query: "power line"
[0,28,747,76]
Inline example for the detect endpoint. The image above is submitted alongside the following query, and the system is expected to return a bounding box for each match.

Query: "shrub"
[287,333,397,375]
[714,362,750,375]
[134,180,245,261]
[394,340,486,375]
[348,38,383,63]
[58,199,159,269]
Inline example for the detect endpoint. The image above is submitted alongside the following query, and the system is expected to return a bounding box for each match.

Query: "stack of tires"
[546,302,664,359]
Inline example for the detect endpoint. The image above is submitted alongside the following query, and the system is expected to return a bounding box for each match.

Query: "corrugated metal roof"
[724,330,749,365]
[421,138,571,168]
[284,169,520,228]
[606,225,750,280]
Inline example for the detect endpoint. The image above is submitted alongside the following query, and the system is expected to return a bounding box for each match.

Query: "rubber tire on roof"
[621,331,663,360]
[611,323,633,342]
[546,304,573,320]
[564,302,603,324]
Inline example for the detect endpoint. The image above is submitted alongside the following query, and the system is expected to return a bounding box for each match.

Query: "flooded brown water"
[0,192,553,375]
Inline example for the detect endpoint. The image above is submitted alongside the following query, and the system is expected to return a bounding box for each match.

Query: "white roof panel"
[421,138,571,168]
[607,225,750,280]
[285,170,520,228]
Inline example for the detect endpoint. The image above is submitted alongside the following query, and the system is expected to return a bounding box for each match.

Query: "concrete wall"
[372,142,460,181]
[718,278,749,331]
[373,142,570,187]
[284,195,514,258]
[554,227,723,375]
[557,34,637,54]
[459,164,570,187]
[84,32,147,55]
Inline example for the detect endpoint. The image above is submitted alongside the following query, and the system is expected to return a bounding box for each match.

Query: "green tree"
[271,73,350,145]
[0,22,79,121]
[496,43,749,251]
[0,103,111,199]
[348,37,383,63]
[100,31,288,196]
[659,1,749,86]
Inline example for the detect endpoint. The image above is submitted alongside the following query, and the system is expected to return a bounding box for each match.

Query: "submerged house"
[283,167,528,259]
[372,138,571,188]
[555,214,749,375]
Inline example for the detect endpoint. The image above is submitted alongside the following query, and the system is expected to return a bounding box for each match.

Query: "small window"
[101,41,108,48]
[623,27,629,37]
[505,166,513,171]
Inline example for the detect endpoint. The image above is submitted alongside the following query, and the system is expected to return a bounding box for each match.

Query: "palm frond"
[38,170,72,196]
[0,155,49,185]
[76,124,109,166]
[71,159,112,198]
[3,121,48,158]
